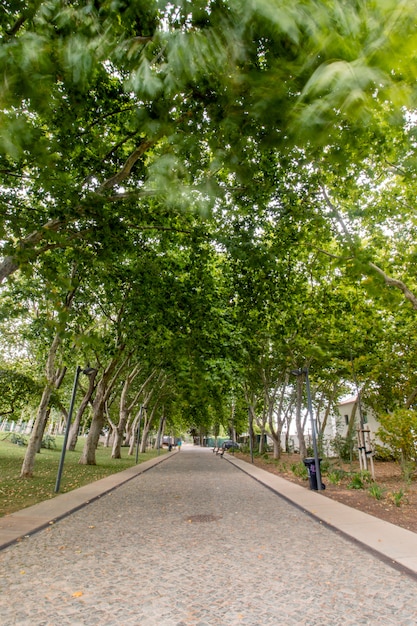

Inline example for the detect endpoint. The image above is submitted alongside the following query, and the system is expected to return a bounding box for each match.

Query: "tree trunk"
[273,439,280,457]
[268,402,284,460]
[258,427,265,454]
[265,375,293,460]
[111,364,143,459]
[254,405,268,454]
[125,421,133,447]
[35,408,51,453]
[112,407,128,459]
[21,332,63,478]
[79,347,127,465]
[79,402,105,465]
[347,400,358,439]
[21,386,53,477]
[295,376,307,459]
[155,412,166,449]
[140,425,150,452]
[67,370,97,451]
[140,412,152,453]
[128,409,141,456]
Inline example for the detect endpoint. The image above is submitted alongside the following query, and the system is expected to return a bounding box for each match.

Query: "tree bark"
[67,370,97,451]
[254,406,267,454]
[128,407,141,456]
[79,396,105,465]
[140,407,154,453]
[295,375,307,459]
[21,386,53,477]
[154,412,164,449]
[21,334,62,477]
[112,364,141,459]
[79,347,127,465]
[265,374,293,460]
[368,262,417,310]
[0,219,64,284]
[113,368,156,458]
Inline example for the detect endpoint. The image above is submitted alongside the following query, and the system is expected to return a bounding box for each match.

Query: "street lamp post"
[55,366,81,493]
[292,367,323,492]
[54,365,97,493]
[54,366,96,493]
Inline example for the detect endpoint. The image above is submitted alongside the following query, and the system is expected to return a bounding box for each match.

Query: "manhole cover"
[184,514,222,523]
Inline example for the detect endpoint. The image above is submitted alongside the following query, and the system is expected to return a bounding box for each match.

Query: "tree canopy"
[1,0,417,472]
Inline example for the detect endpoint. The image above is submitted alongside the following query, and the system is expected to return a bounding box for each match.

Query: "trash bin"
[303,457,325,490]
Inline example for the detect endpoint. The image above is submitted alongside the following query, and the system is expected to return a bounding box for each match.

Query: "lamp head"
[82,367,97,375]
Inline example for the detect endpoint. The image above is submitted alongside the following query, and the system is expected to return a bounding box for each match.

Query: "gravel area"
[1,446,417,625]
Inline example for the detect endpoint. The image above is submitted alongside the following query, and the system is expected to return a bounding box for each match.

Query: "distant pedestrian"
[177,439,182,451]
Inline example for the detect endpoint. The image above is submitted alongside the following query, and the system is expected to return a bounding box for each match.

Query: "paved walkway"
[1,446,417,625]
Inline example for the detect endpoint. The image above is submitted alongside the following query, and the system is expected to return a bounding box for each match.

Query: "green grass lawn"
[0,435,163,517]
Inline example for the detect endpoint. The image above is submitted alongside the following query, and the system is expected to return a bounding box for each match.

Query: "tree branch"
[5,15,26,36]
[321,185,355,249]
[321,185,417,310]
[98,140,155,191]
[368,262,417,310]
[312,246,354,261]
[0,218,64,284]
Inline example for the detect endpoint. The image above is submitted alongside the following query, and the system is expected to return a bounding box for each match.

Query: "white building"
[336,396,381,441]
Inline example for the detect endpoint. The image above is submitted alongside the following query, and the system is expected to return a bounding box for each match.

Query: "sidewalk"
[1,446,417,626]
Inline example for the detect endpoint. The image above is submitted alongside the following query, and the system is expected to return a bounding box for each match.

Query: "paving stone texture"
[1,446,417,625]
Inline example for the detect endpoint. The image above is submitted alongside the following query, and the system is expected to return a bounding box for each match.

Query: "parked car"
[222,440,240,450]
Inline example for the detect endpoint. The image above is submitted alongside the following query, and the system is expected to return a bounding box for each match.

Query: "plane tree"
[1,0,417,460]
[213,141,394,457]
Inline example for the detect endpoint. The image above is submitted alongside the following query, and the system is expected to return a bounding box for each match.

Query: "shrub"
[320,458,330,474]
[291,462,308,480]
[373,444,397,462]
[10,433,26,446]
[348,471,372,490]
[41,434,56,449]
[376,409,417,464]
[327,469,347,485]
[368,483,384,500]
[387,489,408,507]
[330,433,356,462]
[400,460,415,485]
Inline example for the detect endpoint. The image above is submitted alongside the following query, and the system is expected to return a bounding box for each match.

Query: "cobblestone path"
[1,447,417,625]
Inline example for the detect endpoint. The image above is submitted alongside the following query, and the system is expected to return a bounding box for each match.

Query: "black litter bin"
[303,457,325,490]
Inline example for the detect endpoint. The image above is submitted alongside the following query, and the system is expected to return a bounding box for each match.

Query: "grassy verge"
[0,436,164,517]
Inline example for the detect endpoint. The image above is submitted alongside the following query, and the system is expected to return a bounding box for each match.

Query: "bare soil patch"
[234,452,417,534]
